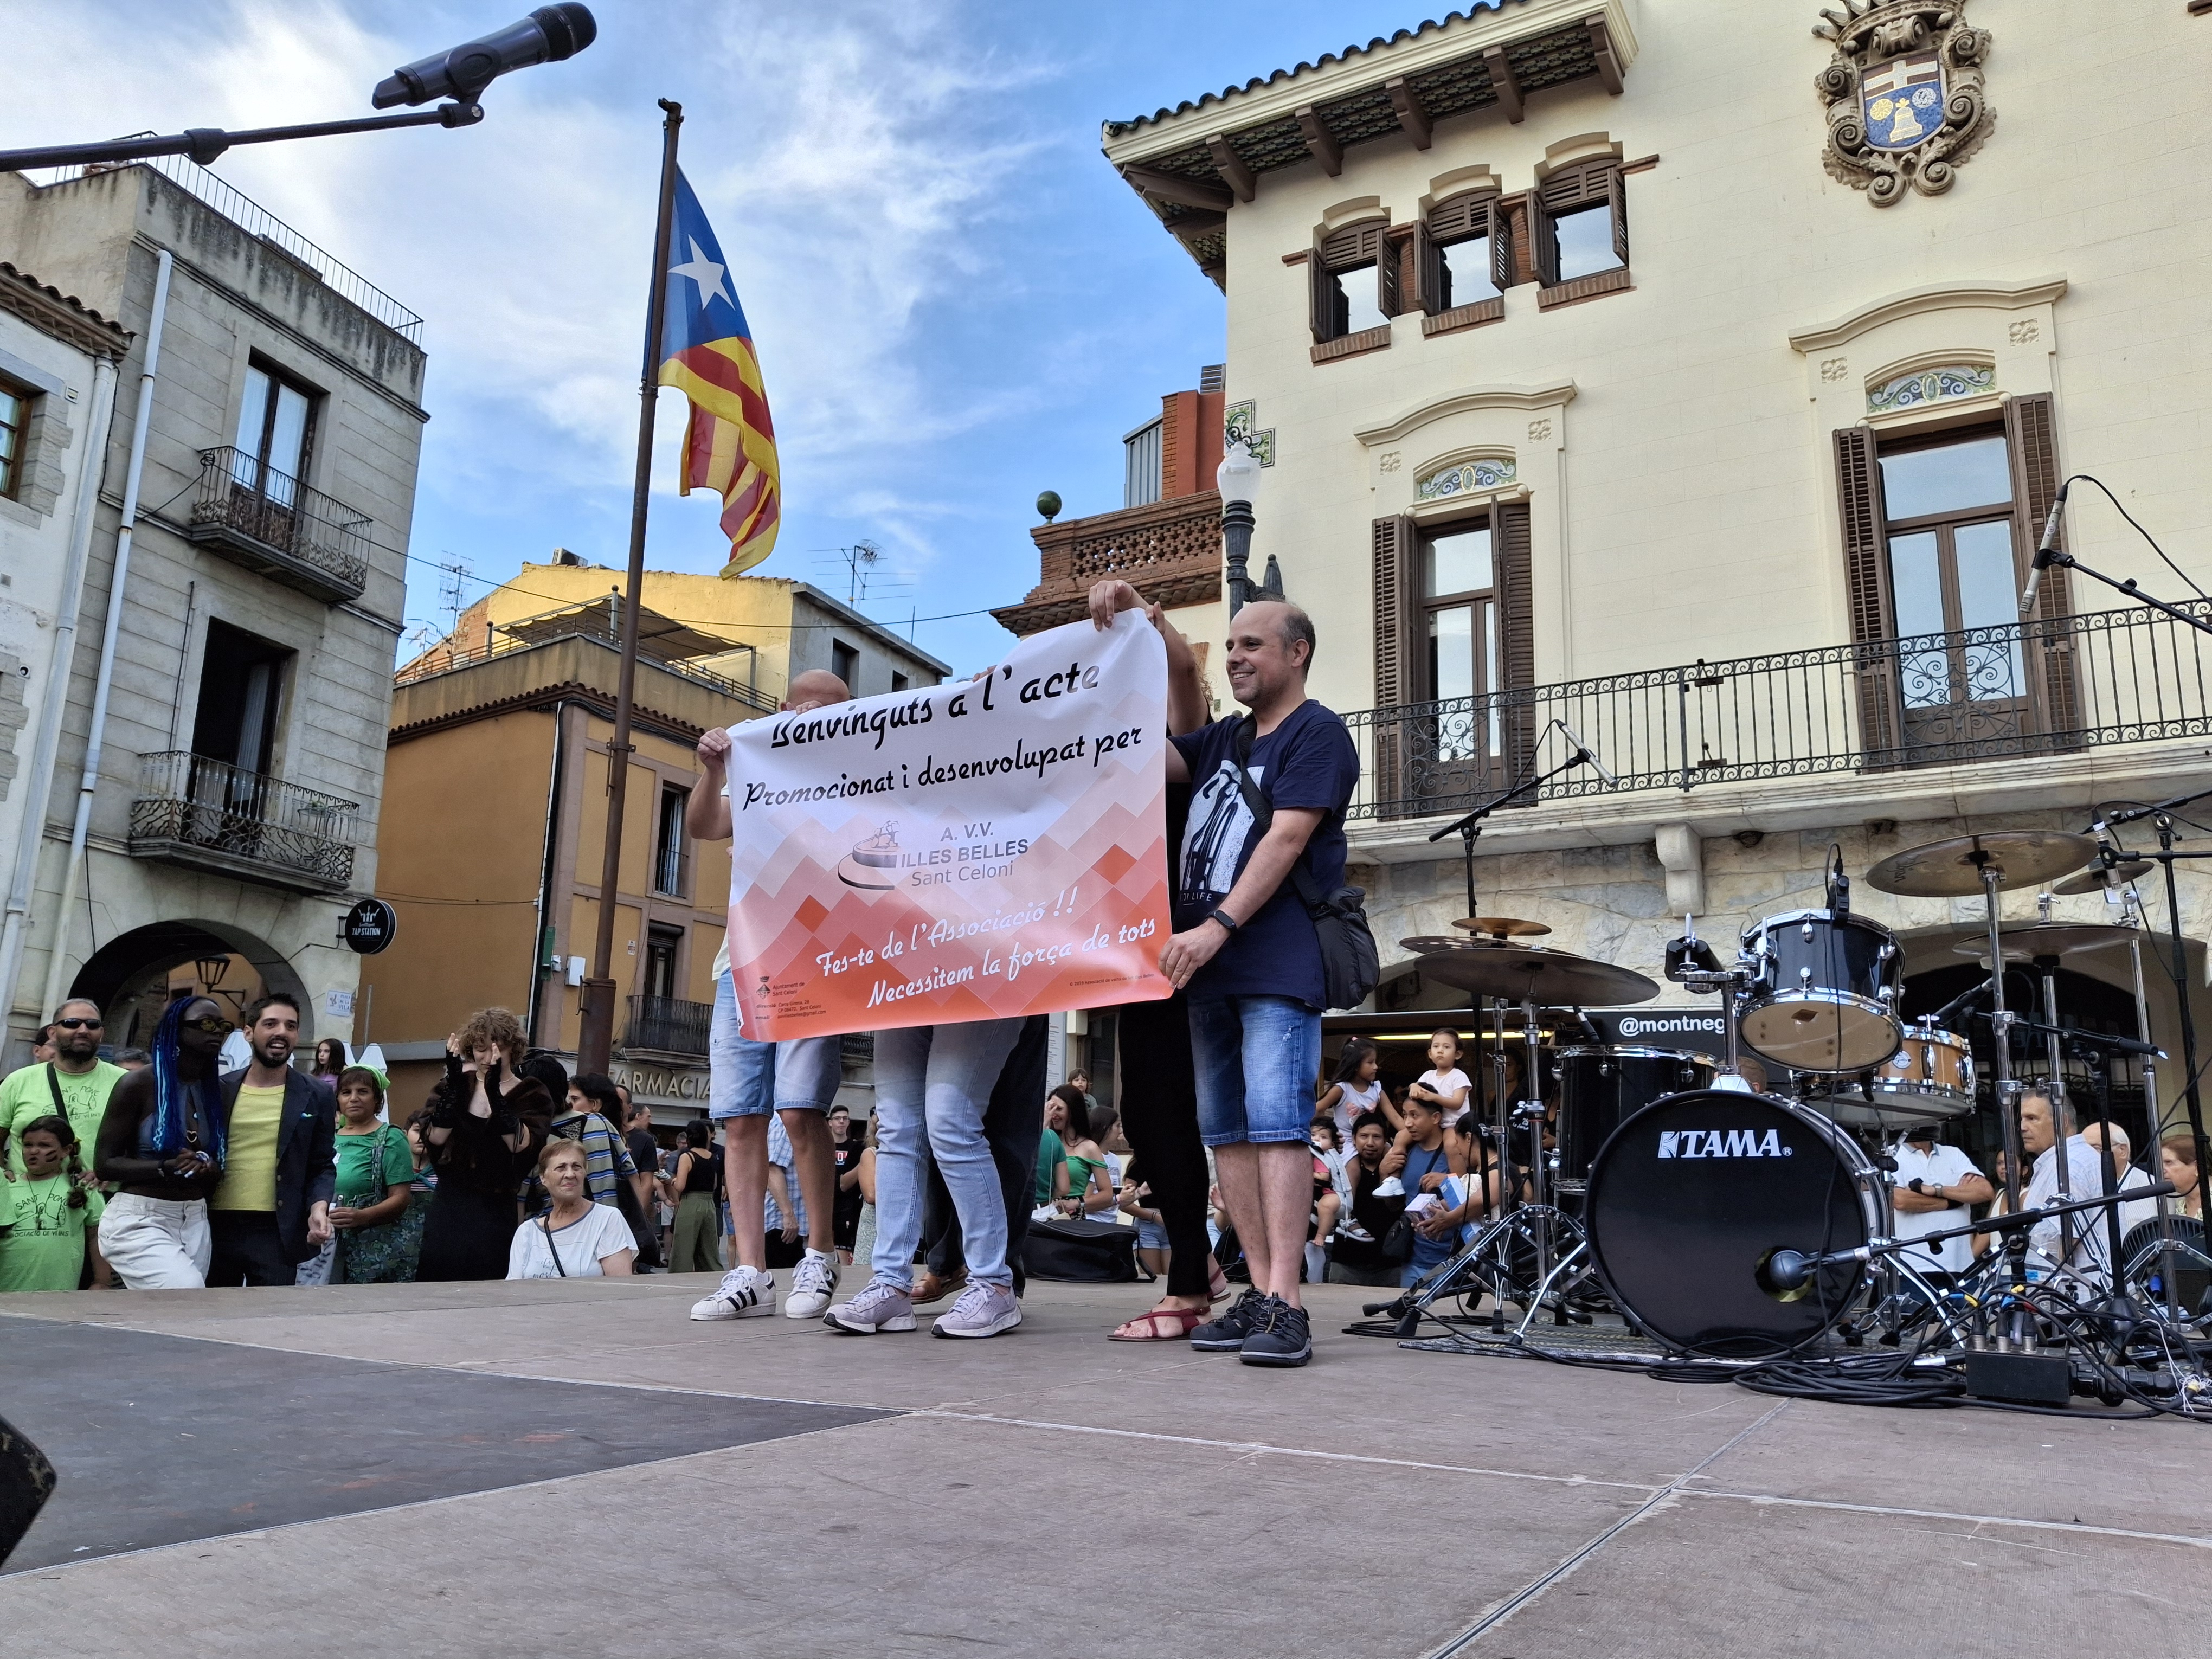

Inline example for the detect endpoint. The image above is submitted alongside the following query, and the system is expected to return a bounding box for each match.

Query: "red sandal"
[1108,1306,1207,1341]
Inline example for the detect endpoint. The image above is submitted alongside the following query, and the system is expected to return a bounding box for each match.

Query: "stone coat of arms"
[1814,1,1992,205]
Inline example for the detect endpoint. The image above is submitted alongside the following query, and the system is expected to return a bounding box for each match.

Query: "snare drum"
[1817,1024,1976,1129]
[1552,1046,1718,1193]
[1739,909,1903,1074]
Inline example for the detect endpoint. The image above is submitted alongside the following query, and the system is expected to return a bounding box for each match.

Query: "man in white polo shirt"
[1888,1122,1992,1283]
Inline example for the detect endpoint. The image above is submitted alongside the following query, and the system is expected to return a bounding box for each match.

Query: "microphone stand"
[1427,730,1607,923]
[0,105,485,173]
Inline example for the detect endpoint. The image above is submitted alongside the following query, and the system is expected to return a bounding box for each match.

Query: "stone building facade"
[1088,0,2212,1131]
[0,158,427,1058]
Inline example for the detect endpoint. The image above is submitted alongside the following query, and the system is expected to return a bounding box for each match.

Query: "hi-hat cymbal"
[1951,921,2138,961]
[1414,943,1660,1005]
[1452,916,1552,938]
[1866,830,2100,897]
[2053,860,2155,895]
[1400,935,1518,955]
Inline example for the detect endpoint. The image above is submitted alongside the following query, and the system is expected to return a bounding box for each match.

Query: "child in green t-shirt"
[0,1113,110,1293]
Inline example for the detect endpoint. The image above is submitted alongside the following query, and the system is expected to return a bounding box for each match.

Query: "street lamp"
[0,6,596,172]
[1218,440,1262,618]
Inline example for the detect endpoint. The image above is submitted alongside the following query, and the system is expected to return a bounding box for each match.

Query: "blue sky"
[3,1,1443,674]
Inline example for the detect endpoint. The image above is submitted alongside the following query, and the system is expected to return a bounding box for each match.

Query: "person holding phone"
[415,1007,552,1282]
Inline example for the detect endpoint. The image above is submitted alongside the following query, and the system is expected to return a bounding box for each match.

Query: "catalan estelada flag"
[658,170,780,576]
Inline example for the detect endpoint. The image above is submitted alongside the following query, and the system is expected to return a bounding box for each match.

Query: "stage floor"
[2,1276,2206,1657]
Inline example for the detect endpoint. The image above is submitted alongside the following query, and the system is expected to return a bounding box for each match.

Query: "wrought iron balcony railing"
[625,994,713,1057]
[187,446,371,603]
[128,751,358,890]
[1347,601,2212,823]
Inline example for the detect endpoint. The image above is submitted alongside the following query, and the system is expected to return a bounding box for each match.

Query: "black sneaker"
[1239,1296,1313,1367]
[1189,1288,1266,1352]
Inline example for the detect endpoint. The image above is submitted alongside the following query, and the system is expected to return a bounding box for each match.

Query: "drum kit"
[1389,829,2212,1370]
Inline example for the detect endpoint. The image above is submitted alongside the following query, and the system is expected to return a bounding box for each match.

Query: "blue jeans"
[871,1019,1023,1290]
[1188,995,1322,1148]
[709,972,841,1118]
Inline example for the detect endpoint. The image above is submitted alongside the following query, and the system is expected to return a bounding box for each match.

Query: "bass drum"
[1584,1089,1885,1358]
[1551,1047,1718,1194]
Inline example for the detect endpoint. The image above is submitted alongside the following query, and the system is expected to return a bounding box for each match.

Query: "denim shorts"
[1188,994,1323,1149]
[709,972,841,1119]
[1134,1216,1172,1251]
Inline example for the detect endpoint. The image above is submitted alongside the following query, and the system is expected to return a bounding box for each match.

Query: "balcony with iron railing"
[187,447,372,603]
[623,994,713,1058]
[128,751,358,892]
[1347,602,2212,826]
[393,627,779,715]
[992,490,1223,637]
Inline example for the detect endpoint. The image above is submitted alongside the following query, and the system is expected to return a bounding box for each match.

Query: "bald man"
[2079,1120,2160,1237]
[686,668,853,1323]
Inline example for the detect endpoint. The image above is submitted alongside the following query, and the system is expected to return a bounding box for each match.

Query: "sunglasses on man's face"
[53,1017,102,1030]
[183,1016,236,1038]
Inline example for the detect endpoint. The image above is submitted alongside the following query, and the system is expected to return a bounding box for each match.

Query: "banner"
[726,610,1173,1040]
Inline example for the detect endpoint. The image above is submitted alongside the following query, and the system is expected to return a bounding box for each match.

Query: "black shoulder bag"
[1231,718,1380,1011]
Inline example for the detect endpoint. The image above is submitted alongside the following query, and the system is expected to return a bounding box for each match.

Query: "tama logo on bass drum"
[1656,1128,1792,1159]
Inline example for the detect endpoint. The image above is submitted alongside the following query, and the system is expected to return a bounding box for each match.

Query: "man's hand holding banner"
[725,611,1173,1040]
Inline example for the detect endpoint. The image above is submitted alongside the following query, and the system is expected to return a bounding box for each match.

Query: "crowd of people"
[11,573,2194,1365]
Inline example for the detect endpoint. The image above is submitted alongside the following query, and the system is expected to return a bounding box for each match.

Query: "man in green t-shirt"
[3,1000,124,1179]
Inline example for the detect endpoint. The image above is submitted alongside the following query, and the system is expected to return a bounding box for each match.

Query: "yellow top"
[211,1084,285,1212]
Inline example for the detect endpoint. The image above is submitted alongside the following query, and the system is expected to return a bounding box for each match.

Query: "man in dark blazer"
[210,992,336,1285]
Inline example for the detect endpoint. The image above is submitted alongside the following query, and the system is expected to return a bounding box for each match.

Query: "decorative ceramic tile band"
[1223,400,1275,466]
[1867,363,1994,415]
[1417,457,1517,498]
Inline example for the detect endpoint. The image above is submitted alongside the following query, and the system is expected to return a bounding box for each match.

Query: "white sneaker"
[690,1265,776,1321]
[785,1250,840,1319]
[931,1279,1023,1340]
[825,1277,917,1334]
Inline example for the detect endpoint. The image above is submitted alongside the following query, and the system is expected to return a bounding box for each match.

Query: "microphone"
[1763,1250,1814,1294]
[1558,718,1619,785]
[374,5,598,108]
[2019,481,2069,614]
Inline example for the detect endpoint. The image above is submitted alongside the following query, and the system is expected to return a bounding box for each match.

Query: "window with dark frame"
[652,782,690,898]
[829,639,859,688]
[230,358,321,505]
[0,380,28,500]
[1309,221,1399,348]
[1415,193,1510,323]
[191,618,292,777]
[1421,520,1502,762]
[1531,160,1628,294]
[642,924,683,1001]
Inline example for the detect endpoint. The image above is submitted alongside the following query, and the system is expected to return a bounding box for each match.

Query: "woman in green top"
[0,1114,111,1293]
[330,1068,422,1283]
[1050,1088,1117,1221]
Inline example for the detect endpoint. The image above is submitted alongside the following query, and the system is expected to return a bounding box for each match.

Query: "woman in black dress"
[415,1008,552,1281]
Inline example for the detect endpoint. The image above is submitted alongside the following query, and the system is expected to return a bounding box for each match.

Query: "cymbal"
[1400,935,1517,955]
[1951,921,2139,961]
[1452,916,1552,938]
[1865,830,2100,897]
[1413,943,1660,1006]
[2053,860,2155,895]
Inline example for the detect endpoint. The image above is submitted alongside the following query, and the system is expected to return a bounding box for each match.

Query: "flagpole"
[578,96,683,1077]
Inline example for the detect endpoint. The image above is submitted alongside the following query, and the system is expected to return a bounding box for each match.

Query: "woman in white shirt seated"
[508,1139,637,1280]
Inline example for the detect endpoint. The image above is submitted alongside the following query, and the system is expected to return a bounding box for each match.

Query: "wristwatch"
[1209,907,1242,933]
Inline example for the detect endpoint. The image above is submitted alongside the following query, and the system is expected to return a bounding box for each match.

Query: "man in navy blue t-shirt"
[1159,599,1358,1368]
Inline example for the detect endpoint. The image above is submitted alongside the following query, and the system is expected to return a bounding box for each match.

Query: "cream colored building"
[1086,0,2212,1137]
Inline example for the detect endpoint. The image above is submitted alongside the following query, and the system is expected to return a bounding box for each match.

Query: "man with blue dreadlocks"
[91,997,232,1289]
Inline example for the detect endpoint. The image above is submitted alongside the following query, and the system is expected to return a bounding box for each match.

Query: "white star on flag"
[669,237,732,310]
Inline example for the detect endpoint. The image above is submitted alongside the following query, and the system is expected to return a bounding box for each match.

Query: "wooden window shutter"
[1377,229,1403,318]
[1487,196,1514,293]
[1606,165,1629,266]
[1494,501,1538,784]
[1526,189,1558,286]
[2005,392,2081,737]
[1834,426,1900,765]
[1309,242,1340,344]
[1372,515,1418,816]
[1412,220,1443,314]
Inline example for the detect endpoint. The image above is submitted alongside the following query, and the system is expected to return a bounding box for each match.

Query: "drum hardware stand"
[1967,850,2040,1343]
[2111,888,2188,1323]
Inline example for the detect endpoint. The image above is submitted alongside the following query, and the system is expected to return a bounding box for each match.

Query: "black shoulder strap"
[1230,716,1328,911]
[44,1063,66,1114]
[541,1214,568,1277]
